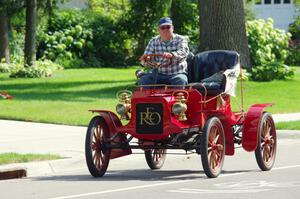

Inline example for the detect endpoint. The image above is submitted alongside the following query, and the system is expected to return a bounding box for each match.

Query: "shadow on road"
[31,169,256,182]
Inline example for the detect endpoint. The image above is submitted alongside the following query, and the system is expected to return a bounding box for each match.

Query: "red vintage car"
[85,50,277,178]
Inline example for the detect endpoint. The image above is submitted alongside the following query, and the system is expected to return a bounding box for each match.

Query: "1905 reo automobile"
[85,50,277,178]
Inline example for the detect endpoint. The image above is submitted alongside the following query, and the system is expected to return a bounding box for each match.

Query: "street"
[0,137,300,199]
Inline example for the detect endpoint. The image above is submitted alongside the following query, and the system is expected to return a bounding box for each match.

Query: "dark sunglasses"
[160,25,171,30]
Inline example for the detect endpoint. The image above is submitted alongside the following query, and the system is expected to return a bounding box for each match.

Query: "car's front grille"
[136,103,163,134]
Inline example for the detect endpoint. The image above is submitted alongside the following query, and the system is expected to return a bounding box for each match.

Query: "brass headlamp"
[172,91,188,121]
[116,90,132,120]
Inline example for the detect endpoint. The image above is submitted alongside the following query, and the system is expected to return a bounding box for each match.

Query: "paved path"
[0,113,300,178]
[272,113,300,122]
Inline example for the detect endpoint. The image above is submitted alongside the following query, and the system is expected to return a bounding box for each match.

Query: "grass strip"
[276,120,300,130]
[0,153,61,165]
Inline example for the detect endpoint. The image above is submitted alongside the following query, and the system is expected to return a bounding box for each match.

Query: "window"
[255,0,262,4]
[274,0,281,4]
[284,0,291,3]
[264,0,271,4]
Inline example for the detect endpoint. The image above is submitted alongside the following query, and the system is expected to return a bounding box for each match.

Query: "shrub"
[87,11,135,66]
[289,15,300,40]
[9,60,62,78]
[287,16,300,65]
[37,10,94,68]
[0,63,16,73]
[246,19,294,81]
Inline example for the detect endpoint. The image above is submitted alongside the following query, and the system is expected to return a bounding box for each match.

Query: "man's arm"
[140,39,155,66]
[171,36,189,61]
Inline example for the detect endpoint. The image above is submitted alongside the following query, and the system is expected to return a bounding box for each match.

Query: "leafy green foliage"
[86,11,135,66]
[244,0,256,20]
[88,0,129,19]
[9,60,62,78]
[286,43,300,66]
[287,15,300,66]
[119,0,172,57]
[37,10,94,68]
[289,15,300,40]
[0,62,16,73]
[246,19,294,81]
[170,0,199,52]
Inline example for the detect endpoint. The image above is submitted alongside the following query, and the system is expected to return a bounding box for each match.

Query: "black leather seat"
[187,50,240,95]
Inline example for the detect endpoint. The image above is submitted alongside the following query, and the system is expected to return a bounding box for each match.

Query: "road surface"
[1,137,300,199]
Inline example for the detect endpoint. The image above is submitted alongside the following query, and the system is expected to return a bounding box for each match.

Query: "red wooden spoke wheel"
[145,149,167,169]
[201,117,225,178]
[85,116,111,177]
[255,112,277,171]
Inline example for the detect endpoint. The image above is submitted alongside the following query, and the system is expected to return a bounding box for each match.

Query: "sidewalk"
[1,113,300,179]
[0,120,86,178]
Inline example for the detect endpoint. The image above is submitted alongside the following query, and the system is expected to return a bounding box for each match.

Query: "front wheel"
[200,117,225,178]
[255,112,277,171]
[85,116,111,177]
[145,149,167,169]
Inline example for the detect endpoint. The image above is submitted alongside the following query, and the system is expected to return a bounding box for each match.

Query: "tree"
[120,0,172,57]
[170,0,199,52]
[0,0,25,63]
[88,0,130,18]
[198,0,251,68]
[24,0,64,67]
[0,8,10,63]
[24,0,37,67]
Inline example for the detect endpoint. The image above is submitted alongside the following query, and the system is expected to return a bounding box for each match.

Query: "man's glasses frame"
[160,25,171,30]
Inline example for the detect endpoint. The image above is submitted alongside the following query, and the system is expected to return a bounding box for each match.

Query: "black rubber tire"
[145,149,167,169]
[255,112,277,171]
[201,117,225,178]
[85,116,111,177]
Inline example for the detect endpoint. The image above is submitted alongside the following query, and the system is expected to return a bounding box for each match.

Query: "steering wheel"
[140,54,173,68]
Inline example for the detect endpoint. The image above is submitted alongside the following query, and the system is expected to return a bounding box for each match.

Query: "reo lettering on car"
[140,107,162,126]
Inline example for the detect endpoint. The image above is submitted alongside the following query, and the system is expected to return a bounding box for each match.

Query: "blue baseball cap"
[158,17,173,26]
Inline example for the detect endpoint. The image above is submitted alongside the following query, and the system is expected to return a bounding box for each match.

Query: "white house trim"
[252,0,297,31]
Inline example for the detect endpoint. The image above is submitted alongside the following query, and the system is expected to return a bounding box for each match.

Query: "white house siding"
[58,0,88,10]
[253,0,297,31]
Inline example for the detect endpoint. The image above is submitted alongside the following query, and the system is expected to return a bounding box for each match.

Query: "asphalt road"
[1,138,300,199]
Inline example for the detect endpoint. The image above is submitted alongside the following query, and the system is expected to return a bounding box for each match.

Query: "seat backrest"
[188,50,239,83]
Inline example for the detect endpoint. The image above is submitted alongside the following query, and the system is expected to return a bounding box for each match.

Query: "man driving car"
[139,17,190,85]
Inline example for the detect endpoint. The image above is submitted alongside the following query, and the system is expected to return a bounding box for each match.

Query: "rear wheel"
[145,149,167,169]
[255,112,277,171]
[85,116,111,177]
[201,117,225,178]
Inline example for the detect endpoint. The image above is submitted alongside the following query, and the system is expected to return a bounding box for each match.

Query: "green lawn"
[232,67,300,113]
[0,153,61,165]
[0,67,300,126]
[0,68,137,125]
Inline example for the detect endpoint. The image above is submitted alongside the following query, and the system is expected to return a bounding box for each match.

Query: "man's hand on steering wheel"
[139,53,173,68]
[162,52,173,59]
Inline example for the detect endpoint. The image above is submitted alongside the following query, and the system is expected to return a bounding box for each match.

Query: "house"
[58,0,88,10]
[252,0,297,31]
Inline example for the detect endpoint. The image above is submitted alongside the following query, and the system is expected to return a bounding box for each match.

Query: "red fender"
[242,103,273,152]
[222,119,235,155]
[89,110,132,159]
[206,112,235,155]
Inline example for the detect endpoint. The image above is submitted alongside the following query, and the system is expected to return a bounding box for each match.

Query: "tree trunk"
[0,10,10,63]
[24,0,37,67]
[198,0,250,68]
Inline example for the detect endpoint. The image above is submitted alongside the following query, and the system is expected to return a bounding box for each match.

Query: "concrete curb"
[0,156,86,179]
[0,167,27,180]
